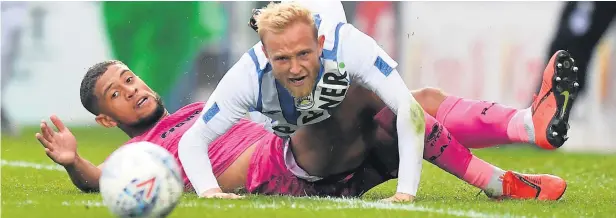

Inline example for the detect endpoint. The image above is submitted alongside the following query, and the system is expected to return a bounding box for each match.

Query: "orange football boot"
[497,171,567,201]
[531,50,580,149]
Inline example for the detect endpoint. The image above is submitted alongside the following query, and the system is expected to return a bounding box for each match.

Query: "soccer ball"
[100,141,184,218]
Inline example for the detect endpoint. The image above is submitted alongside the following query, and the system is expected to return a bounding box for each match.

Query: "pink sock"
[435,96,534,148]
[374,109,505,193]
[421,112,472,178]
[422,112,504,194]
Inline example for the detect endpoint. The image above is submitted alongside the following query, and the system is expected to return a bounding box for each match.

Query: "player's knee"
[411,87,447,117]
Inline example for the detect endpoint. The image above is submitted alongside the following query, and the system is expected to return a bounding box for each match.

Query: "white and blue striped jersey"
[178,9,425,198]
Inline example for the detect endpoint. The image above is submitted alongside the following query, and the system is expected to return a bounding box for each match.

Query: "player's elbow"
[177,125,209,162]
[395,96,426,132]
[177,127,197,159]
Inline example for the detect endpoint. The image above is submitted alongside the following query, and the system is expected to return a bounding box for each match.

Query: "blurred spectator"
[539,2,616,99]
[1,2,29,136]
[186,2,229,111]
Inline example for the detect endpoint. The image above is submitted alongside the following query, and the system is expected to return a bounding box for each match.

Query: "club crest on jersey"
[294,93,315,110]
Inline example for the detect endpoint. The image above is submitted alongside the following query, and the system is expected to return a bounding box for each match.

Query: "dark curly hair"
[80,60,125,115]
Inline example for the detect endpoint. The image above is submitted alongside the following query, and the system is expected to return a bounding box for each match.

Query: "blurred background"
[1,1,615,153]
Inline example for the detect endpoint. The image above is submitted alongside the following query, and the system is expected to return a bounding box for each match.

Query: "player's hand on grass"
[200,188,244,200]
[380,192,415,203]
[35,115,78,167]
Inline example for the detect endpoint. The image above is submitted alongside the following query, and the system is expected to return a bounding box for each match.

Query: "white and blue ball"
[100,142,183,218]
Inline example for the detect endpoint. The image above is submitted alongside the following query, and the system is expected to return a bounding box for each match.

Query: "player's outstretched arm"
[341,24,426,203]
[35,115,102,192]
[178,51,259,199]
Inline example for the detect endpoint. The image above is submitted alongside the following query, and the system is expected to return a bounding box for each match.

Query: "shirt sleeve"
[339,24,426,196]
[178,52,259,197]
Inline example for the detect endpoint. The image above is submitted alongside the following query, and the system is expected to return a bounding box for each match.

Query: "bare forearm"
[64,155,101,192]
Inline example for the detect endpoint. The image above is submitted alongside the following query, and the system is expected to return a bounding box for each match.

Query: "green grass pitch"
[2,127,615,217]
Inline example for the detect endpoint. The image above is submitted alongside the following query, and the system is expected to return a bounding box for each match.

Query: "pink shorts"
[181,119,269,192]
[245,107,400,197]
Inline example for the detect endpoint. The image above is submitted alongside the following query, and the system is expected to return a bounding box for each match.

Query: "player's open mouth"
[289,76,306,86]
[137,97,148,108]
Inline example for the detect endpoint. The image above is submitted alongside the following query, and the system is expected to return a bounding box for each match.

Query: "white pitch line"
[1,159,64,171]
[2,160,528,218]
[314,197,529,218]
[55,199,524,218]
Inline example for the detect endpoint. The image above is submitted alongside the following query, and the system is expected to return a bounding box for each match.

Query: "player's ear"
[95,114,118,128]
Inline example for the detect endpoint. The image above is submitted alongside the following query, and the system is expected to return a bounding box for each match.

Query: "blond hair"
[255,2,316,40]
